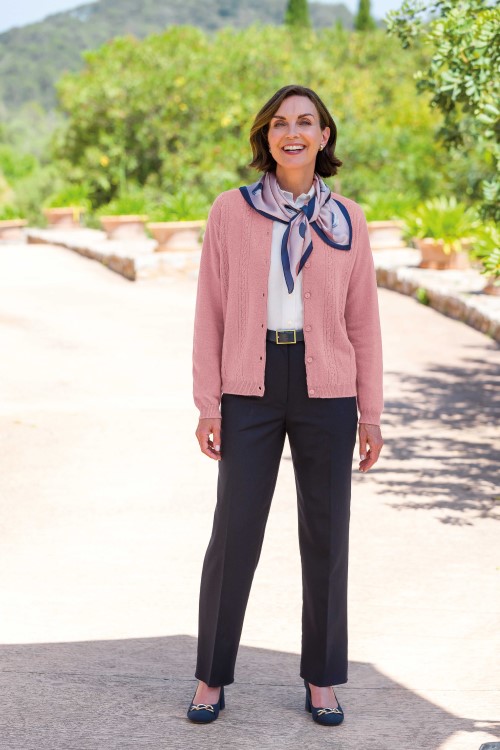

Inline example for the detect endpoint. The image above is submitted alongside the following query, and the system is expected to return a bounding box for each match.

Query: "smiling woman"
[189,83,384,726]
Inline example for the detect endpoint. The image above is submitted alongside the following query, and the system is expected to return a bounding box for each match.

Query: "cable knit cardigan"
[192,187,384,425]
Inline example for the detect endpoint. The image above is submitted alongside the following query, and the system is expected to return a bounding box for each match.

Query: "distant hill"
[0,0,357,113]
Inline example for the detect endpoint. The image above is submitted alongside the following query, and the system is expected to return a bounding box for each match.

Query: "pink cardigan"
[192,187,384,425]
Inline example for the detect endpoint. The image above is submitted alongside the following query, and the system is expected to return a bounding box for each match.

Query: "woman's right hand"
[196,418,222,460]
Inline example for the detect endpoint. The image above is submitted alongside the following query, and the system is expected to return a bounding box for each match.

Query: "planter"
[147,220,205,252]
[415,237,472,270]
[367,220,406,250]
[43,206,84,229]
[99,215,148,240]
[483,279,500,296]
[0,218,28,241]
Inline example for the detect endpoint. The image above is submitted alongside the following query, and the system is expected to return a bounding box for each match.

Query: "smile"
[282,145,306,153]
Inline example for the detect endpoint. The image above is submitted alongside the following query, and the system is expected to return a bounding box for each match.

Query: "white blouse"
[266,181,316,331]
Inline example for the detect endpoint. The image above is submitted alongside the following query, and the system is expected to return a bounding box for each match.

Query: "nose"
[286,126,299,138]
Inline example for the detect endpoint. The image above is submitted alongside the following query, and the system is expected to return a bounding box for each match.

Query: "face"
[267,95,330,170]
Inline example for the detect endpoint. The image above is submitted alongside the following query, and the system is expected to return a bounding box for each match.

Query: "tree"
[386,0,500,221]
[354,0,377,31]
[284,0,311,29]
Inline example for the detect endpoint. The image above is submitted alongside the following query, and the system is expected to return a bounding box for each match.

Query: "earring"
[319,144,324,151]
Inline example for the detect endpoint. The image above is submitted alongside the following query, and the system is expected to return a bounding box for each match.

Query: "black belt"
[266,328,304,344]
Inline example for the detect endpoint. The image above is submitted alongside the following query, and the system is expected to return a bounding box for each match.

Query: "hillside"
[0,0,355,113]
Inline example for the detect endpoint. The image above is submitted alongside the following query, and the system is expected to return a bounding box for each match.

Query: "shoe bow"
[189,703,215,712]
[316,707,343,716]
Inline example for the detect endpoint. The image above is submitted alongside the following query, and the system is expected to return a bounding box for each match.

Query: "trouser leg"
[286,343,358,686]
[195,341,287,687]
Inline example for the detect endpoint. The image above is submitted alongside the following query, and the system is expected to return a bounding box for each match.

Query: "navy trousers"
[195,336,358,687]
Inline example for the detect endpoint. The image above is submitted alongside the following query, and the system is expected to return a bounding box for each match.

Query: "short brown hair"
[248,85,342,177]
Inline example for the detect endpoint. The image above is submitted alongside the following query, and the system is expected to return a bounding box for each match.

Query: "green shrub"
[0,204,26,220]
[94,191,149,217]
[44,183,92,210]
[360,191,420,221]
[468,222,500,281]
[147,188,211,222]
[402,196,480,254]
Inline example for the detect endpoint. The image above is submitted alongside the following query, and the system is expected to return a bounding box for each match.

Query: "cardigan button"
[305,325,312,332]
[307,357,313,363]
[305,261,311,268]
[304,292,311,299]
[309,388,315,395]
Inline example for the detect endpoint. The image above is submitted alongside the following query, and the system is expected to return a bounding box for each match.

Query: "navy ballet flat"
[304,679,344,726]
[186,684,225,723]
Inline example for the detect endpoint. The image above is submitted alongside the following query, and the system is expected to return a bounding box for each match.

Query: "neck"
[275,166,315,202]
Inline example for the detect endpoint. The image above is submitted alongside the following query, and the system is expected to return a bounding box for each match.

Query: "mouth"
[281,144,306,154]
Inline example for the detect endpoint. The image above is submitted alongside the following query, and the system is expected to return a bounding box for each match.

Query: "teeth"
[283,145,305,151]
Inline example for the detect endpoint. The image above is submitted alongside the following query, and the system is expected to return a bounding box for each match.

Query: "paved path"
[0,242,499,750]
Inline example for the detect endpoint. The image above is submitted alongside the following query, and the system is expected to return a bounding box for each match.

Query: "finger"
[359,445,383,472]
[212,422,221,457]
[359,430,367,461]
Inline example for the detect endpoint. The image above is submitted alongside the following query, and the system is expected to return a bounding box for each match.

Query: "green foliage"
[44,183,93,209]
[402,195,480,253]
[386,0,500,221]
[416,286,430,305]
[0,144,37,182]
[354,0,377,31]
[147,188,212,222]
[360,190,420,221]
[467,221,500,280]
[49,23,462,214]
[0,204,26,220]
[284,0,312,28]
[94,189,150,217]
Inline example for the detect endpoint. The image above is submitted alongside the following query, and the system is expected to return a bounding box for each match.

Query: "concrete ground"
[0,241,499,750]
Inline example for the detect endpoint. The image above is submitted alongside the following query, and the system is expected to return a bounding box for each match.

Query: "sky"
[0,0,403,34]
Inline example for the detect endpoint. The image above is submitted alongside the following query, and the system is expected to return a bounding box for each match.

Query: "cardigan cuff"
[198,404,222,420]
[358,411,381,426]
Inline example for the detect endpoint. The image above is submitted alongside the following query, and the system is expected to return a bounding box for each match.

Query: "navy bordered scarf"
[239,170,352,294]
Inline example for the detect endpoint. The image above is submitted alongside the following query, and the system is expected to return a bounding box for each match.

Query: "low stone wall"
[26,227,201,281]
[22,228,500,342]
[373,249,500,343]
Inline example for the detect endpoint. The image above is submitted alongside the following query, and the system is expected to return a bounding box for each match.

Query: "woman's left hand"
[358,423,384,472]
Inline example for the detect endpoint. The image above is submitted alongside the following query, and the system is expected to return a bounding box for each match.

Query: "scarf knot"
[239,171,352,293]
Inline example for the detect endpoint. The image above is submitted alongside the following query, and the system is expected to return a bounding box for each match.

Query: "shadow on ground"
[355,344,500,525]
[1,635,498,749]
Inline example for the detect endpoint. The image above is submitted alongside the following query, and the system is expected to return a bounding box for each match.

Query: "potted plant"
[362,192,416,250]
[403,196,479,270]
[43,184,92,229]
[147,188,210,252]
[468,222,500,295]
[0,204,28,240]
[96,191,150,240]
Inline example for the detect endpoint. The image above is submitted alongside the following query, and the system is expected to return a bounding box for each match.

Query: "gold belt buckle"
[276,329,297,344]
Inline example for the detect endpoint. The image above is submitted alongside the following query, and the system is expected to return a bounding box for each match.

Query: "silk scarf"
[239,170,352,294]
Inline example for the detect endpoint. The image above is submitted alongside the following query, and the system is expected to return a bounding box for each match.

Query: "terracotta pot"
[99,215,148,240]
[415,237,472,270]
[147,220,205,252]
[43,206,84,229]
[483,279,500,296]
[0,218,28,240]
[367,220,406,250]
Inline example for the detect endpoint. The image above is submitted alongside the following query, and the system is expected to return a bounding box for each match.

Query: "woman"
[187,84,384,725]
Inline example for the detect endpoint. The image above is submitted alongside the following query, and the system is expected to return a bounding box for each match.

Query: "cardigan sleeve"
[344,205,384,426]
[192,195,225,420]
